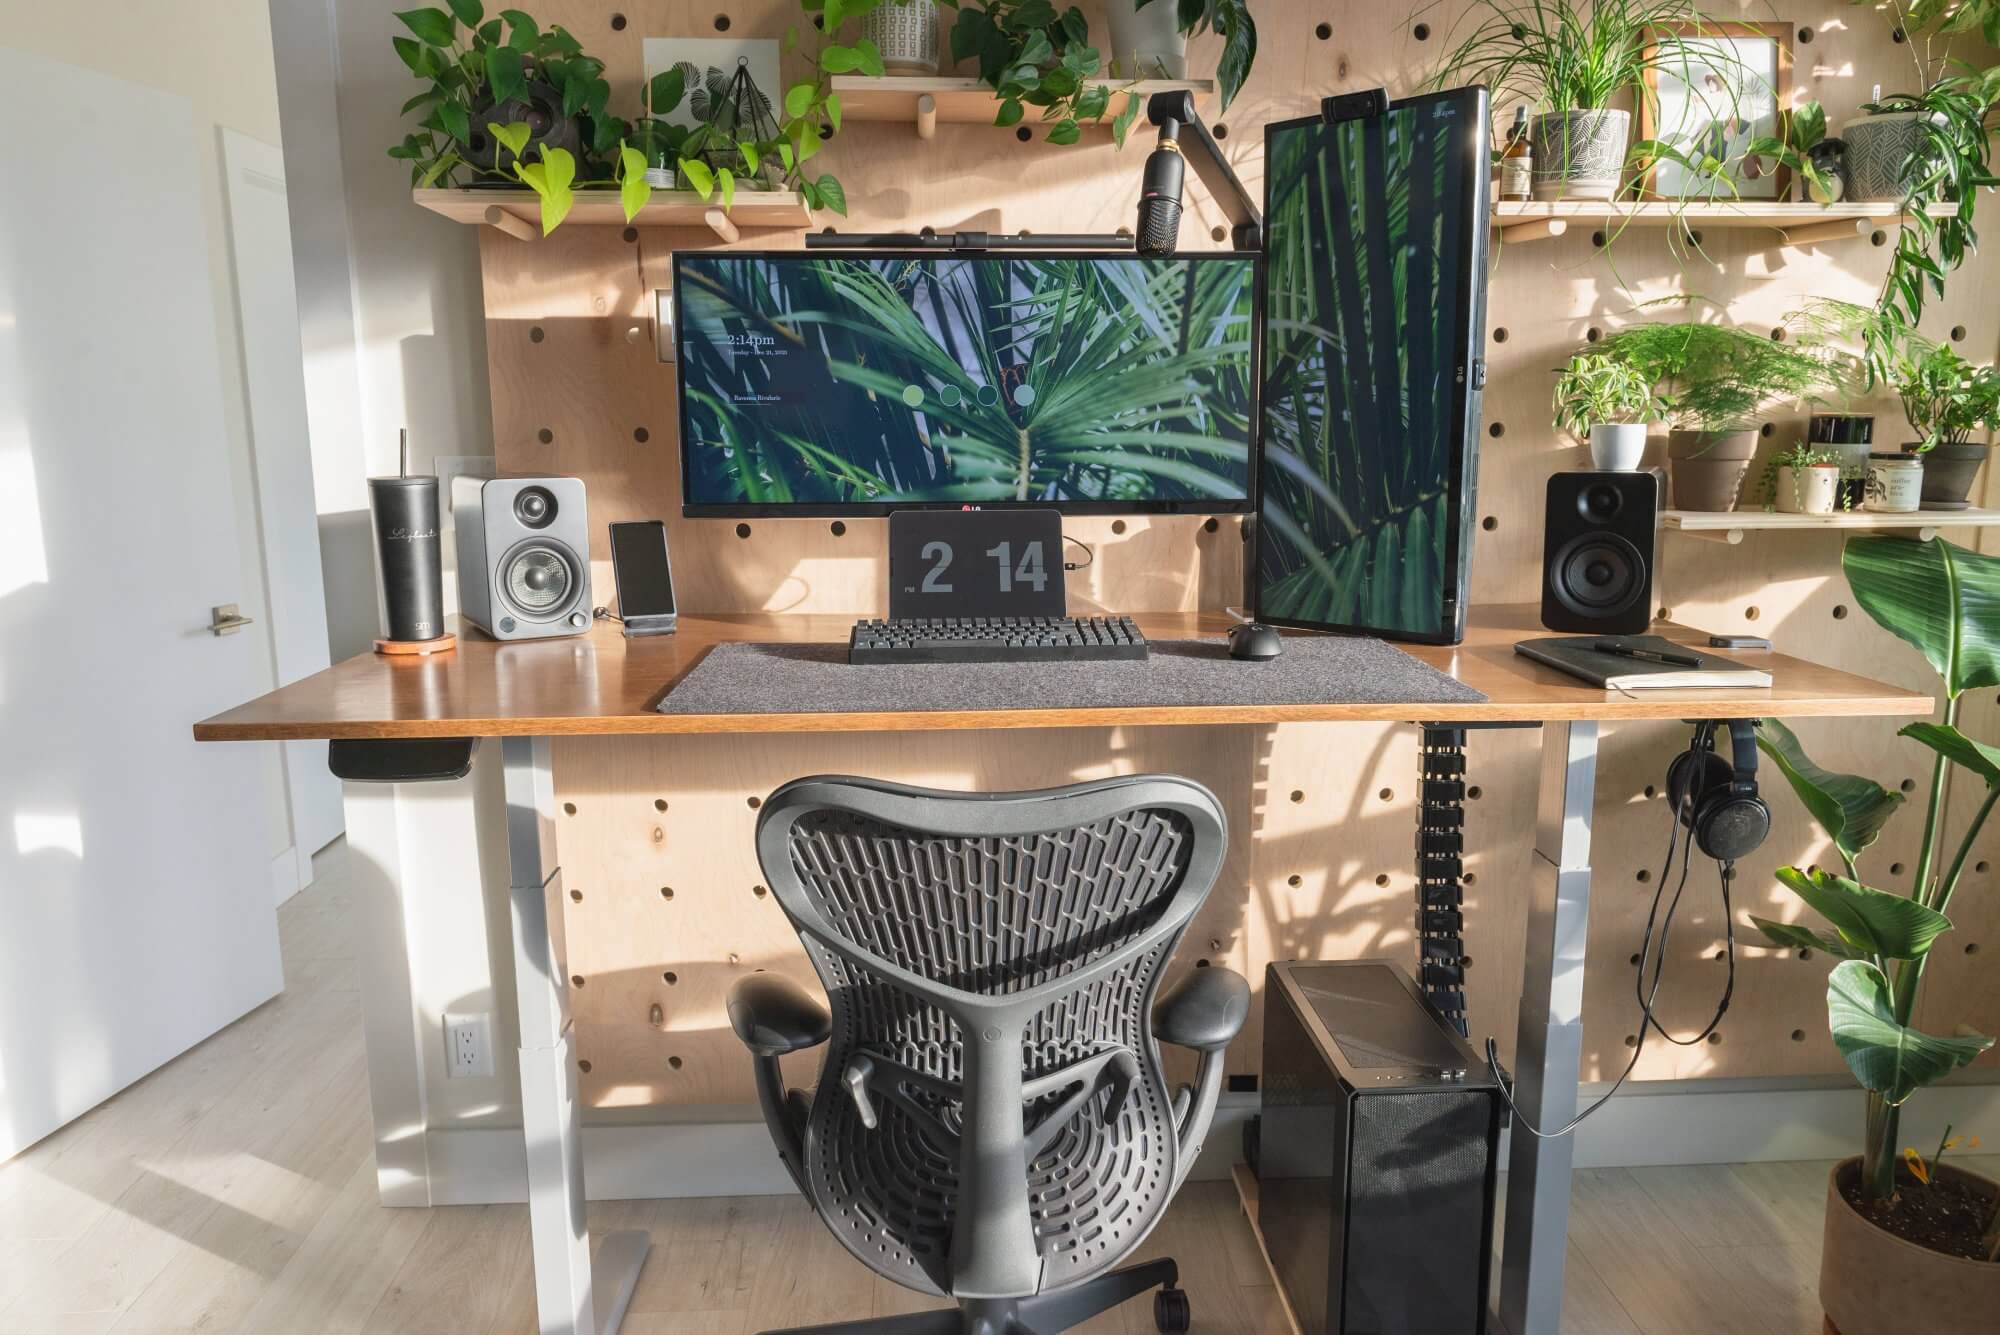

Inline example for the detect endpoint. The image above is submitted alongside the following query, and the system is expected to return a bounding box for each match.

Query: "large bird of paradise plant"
[676,255,1254,508]
[1258,102,1470,636]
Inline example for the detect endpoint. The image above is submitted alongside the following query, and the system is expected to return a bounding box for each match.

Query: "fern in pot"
[1753,536,2000,1334]
[1589,317,1849,510]
[1427,0,1721,200]
[1552,350,1662,469]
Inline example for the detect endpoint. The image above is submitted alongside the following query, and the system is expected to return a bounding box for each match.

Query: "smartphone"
[609,520,677,636]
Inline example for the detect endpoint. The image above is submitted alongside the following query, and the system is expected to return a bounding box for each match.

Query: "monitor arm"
[1145,91,1261,252]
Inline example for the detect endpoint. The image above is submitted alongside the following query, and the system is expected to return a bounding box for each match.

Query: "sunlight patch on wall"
[14,808,83,859]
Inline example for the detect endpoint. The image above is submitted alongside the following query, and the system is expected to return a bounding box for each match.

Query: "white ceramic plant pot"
[1775,464,1841,515]
[1589,423,1649,471]
[1532,109,1629,201]
[860,0,940,73]
[1843,112,1924,202]
[1105,0,1187,78]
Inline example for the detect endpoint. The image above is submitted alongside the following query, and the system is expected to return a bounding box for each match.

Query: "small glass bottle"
[1499,105,1533,201]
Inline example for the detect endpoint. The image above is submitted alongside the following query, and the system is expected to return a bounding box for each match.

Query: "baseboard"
[269,846,304,907]
[409,1081,2000,1205]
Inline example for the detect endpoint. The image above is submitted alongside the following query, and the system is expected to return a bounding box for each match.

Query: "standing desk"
[195,606,1930,1335]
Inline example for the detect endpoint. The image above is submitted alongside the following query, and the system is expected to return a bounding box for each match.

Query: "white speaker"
[452,475,592,640]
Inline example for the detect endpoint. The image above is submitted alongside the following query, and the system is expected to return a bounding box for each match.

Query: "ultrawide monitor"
[1256,88,1491,644]
[674,252,1258,516]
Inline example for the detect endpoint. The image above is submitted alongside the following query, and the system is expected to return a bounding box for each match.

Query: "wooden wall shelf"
[830,75,1213,139]
[1491,200,1949,247]
[411,187,811,242]
[1663,506,2000,544]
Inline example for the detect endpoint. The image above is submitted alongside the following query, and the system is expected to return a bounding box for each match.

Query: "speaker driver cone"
[501,541,580,619]
[1551,533,1644,618]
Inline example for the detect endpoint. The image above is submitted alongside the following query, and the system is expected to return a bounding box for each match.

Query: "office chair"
[726,775,1251,1335]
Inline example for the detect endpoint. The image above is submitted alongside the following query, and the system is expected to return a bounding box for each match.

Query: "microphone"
[1135,119,1185,256]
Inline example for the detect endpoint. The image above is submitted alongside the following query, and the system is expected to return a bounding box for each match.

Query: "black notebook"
[1515,635,1772,690]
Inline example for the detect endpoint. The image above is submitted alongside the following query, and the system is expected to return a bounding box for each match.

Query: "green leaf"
[401,87,445,114]
[487,44,525,106]
[994,97,1024,127]
[417,149,462,188]
[1827,960,1992,1105]
[1899,722,2000,786]
[678,157,716,198]
[1755,719,1904,865]
[1214,0,1256,111]
[820,44,861,74]
[500,8,537,49]
[815,172,847,216]
[446,0,483,27]
[488,121,531,160]
[437,100,470,145]
[513,145,575,233]
[1844,536,2000,699]
[853,36,885,77]
[1111,89,1141,147]
[823,93,842,135]
[737,140,761,173]
[785,82,816,119]
[395,7,457,45]
[1749,915,1865,960]
[778,139,796,172]
[1075,84,1110,122]
[1046,117,1081,146]
[823,0,847,30]
[647,68,686,115]
[1776,866,1954,962]
[619,144,650,221]
[717,166,735,211]
[798,124,823,161]
[392,36,434,76]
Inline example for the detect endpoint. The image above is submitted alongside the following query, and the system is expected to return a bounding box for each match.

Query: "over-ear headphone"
[1665,719,1770,864]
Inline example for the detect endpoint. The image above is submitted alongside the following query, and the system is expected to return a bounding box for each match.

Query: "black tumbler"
[368,475,446,642]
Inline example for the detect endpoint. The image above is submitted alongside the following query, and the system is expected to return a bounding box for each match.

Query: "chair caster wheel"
[1155,1286,1191,1333]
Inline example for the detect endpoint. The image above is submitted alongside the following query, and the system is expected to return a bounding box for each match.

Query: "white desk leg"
[1496,721,1597,1335]
[501,736,651,1335]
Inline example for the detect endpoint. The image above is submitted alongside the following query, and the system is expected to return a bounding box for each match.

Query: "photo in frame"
[1639,23,1793,200]
[641,36,782,147]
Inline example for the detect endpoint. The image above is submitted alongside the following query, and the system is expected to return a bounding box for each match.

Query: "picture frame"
[1638,22,1793,202]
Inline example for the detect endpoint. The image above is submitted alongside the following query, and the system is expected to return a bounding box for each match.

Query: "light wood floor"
[5,848,1990,1335]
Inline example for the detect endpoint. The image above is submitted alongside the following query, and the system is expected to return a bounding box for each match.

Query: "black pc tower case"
[1258,959,1503,1334]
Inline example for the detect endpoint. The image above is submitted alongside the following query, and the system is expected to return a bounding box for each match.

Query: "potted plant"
[1752,536,2000,1334]
[1108,0,1257,106]
[946,1,1139,143]
[1760,442,1844,514]
[1742,100,1842,203]
[1428,0,1718,201]
[859,0,941,72]
[1552,350,1662,470]
[1591,317,1848,510]
[1891,340,2000,510]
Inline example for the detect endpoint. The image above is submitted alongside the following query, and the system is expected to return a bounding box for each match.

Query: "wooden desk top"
[192,606,1931,741]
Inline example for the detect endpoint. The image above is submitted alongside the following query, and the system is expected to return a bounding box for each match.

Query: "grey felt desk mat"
[655,636,1486,716]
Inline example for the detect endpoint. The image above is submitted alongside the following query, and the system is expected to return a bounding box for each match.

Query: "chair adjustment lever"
[843,1055,879,1130]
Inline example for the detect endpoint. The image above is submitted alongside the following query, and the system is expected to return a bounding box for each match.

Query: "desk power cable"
[1489,732,1738,1139]
[1062,534,1094,573]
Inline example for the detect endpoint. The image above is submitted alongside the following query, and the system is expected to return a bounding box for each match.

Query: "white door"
[221,128,344,877]
[0,50,281,1159]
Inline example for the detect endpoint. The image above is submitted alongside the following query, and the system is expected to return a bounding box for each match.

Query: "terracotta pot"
[1667,428,1757,511]
[1910,441,1989,511]
[1532,109,1629,200]
[1820,1158,2000,1335]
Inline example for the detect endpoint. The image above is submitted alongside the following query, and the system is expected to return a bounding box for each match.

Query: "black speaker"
[1541,470,1658,635]
[1259,960,1502,1335]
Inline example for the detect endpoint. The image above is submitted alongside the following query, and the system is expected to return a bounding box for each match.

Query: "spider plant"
[1425,0,1716,113]
[676,256,1254,506]
[1258,103,1470,636]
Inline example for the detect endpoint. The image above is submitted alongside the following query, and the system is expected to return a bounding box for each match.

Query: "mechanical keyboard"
[848,616,1149,664]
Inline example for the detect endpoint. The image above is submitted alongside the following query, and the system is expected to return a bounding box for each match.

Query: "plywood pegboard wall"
[473,0,2000,1109]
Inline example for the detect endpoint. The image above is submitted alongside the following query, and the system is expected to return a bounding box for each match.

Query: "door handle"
[209,603,255,636]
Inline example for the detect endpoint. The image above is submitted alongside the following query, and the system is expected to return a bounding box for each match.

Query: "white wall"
[1,2,297,871]
[267,0,496,662]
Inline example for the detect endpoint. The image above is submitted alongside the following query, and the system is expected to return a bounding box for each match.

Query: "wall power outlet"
[443,1012,495,1079]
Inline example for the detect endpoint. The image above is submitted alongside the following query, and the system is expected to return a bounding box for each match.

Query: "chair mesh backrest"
[761,779,1220,1299]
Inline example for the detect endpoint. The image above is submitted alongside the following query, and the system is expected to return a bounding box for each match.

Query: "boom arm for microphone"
[1135,91,1262,252]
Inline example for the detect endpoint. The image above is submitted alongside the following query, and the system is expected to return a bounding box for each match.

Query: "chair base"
[759,1259,1183,1335]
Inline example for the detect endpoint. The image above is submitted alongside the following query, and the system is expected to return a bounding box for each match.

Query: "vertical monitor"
[1256,89,1491,644]
[674,252,1257,516]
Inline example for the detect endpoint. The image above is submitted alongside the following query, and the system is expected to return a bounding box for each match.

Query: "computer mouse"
[1228,622,1283,661]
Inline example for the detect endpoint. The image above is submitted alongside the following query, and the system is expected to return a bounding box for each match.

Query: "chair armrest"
[726,973,831,1056]
[1153,966,1250,1053]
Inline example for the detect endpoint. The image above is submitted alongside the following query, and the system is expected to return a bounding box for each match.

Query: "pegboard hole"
[569,888,583,902]
[1950,325,1967,342]
[1412,22,1431,39]
[1891,861,1906,876]
[610,13,627,31]
[1977,861,1991,874]
[1016,127,1033,143]
[1871,229,1888,247]
[1374,873,1391,887]
[1462,872,1477,885]
[1585,325,1604,342]
[1832,604,1848,620]
[1798,948,1814,961]
[622,226,638,243]
[1745,605,1761,621]
[529,325,546,343]
[1488,422,1506,438]
[1900,778,1917,793]
[1658,605,1673,620]
[1759,423,1775,438]
[919,225,938,238]
[578,1059,592,1073]
[537,428,554,444]
[1481,515,1498,532]
[1196,958,1211,969]
[663,970,678,984]
[1643,784,1658,799]
[1590,232,1607,250]
[714,13,732,31]
[1705,1031,1722,1045]
[659,886,675,901]
[1467,785,1483,800]
[735,522,752,539]
[1712,948,1726,961]
[563,802,577,816]
[1493,326,1509,343]
[571,974,585,987]
[1378,787,1395,802]
[1630,952,1643,966]
[654,798,668,812]
[668,1055,684,1070]
[1204,517,1220,533]
[1315,21,1333,39]
[1770,326,1787,342]
[1798,26,1814,43]
[821,225,839,234]
[1685,229,1705,247]
[1290,789,1306,803]
[753,884,768,898]
[1967,942,1981,956]
[1214,123,1229,140]
[634,426,650,443]
[1211,225,1227,242]
[1111,519,1128,534]
[1892,25,1906,41]
[831,520,847,536]
[1287,874,1303,887]
[1791,1028,1806,1041]
[1637,869,1652,884]
[1624,1034,1639,1048]
[1115,226,1133,238]
[747,795,762,809]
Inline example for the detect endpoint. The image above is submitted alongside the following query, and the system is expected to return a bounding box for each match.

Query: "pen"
[1594,640,1705,669]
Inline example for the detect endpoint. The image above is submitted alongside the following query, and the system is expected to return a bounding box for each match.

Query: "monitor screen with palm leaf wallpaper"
[1257,88,1490,645]
[673,252,1257,515]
